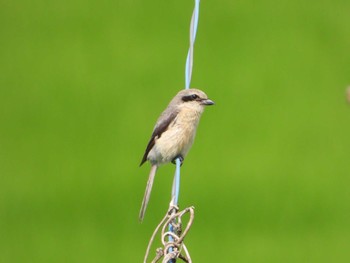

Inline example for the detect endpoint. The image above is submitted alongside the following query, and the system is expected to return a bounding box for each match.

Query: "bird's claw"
[172,155,184,166]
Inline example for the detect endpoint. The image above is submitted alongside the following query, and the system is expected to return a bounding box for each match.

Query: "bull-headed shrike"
[139,88,214,221]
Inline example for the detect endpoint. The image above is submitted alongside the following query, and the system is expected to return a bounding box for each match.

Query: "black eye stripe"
[182,94,200,102]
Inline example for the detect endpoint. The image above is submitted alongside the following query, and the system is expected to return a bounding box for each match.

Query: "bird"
[139,88,214,221]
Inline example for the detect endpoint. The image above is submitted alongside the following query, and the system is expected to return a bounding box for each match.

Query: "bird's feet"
[171,155,184,166]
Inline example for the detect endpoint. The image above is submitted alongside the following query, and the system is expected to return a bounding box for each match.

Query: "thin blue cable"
[173,0,200,210]
[174,158,181,205]
[169,1,200,262]
[185,0,200,90]
[168,158,181,262]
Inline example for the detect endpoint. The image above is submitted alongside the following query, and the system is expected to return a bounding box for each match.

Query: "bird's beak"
[201,99,215,105]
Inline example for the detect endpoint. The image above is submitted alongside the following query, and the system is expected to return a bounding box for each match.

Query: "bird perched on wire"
[139,88,214,221]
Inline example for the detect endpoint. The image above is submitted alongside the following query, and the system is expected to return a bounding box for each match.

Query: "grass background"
[1,0,350,262]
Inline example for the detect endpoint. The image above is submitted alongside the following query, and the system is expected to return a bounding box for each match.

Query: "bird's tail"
[139,164,158,222]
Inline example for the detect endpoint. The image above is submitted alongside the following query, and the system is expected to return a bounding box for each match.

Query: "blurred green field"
[1,0,350,262]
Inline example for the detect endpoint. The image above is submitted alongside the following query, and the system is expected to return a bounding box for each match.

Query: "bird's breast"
[149,109,202,165]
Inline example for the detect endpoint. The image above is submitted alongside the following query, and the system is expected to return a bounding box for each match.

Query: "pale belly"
[147,121,198,165]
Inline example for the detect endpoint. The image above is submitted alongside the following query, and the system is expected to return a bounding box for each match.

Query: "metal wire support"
[168,1,200,262]
[171,0,201,225]
[143,205,195,263]
[145,1,201,262]
[185,0,201,90]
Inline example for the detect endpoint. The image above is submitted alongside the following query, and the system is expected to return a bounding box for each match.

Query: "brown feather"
[140,111,178,166]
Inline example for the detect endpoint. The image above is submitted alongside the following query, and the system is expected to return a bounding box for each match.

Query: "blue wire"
[169,1,200,262]
[174,158,181,204]
[168,158,180,262]
[179,0,200,204]
[185,0,200,90]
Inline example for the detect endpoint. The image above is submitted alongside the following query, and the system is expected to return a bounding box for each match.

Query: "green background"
[1,0,350,262]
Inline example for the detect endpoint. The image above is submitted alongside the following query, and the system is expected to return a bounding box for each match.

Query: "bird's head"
[174,88,214,112]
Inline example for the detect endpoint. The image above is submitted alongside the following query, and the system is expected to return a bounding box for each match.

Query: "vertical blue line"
[169,1,200,262]
[185,0,200,90]
[174,158,181,205]
[168,158,181,263]
[193,0,200,37]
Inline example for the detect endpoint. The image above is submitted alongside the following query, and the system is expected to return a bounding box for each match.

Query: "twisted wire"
[172,0,200,206]
[185,0,201,90]
[145,1,201,262]
[170,1,200,262]
[143,206,195,263]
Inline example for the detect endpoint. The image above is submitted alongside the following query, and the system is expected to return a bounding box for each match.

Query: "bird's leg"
[171,155,184,166]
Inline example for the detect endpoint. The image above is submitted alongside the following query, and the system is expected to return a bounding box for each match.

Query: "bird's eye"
[182,94,200,102]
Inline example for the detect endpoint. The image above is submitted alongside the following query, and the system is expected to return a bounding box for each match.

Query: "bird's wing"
[140,110,178,166]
